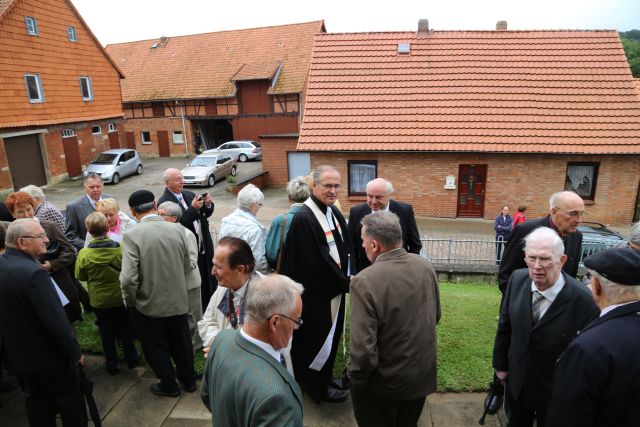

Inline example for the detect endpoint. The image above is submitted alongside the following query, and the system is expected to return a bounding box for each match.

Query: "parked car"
[579,221,625,260]
[205,140,262,162]
[84,149,143,184]
[181,153,237,187]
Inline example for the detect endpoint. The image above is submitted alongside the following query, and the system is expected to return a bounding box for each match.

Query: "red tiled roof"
[298,30,640,154]
[105,20,325,102]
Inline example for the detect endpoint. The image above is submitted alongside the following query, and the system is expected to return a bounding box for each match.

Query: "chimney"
[418,19,429,33]
[159,36,170,46]
[496,21,507,31]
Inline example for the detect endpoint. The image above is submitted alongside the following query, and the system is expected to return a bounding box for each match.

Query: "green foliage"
[620,31,640,77]
[226,174,237,184]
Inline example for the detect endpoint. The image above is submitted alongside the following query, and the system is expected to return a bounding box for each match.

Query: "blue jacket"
[265,204,303,267]
[494,214,513,239]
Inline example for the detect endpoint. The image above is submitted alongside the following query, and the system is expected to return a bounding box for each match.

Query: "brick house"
[264,21,640,225]
[104,21,325,158]
[0,0,125,194]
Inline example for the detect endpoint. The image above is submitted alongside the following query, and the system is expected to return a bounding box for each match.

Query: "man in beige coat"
[348,211,440,427]
[120,190,197,397]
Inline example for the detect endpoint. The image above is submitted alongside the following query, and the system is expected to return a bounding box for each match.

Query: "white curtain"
[350,164,376,193]
[565,165,594,197]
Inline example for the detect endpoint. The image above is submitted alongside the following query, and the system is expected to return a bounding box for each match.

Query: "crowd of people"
[0,166,639,427]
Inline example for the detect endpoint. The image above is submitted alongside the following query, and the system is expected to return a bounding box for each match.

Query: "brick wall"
[309,152,640,225]
[260,136,298,186]
[122,118,194,157]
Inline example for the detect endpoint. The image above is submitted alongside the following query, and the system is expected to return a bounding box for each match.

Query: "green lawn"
[78,282,501,392]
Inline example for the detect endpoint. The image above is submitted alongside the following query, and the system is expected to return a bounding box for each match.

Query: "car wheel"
[231,166,237,176]
[207,175,215,187]
[112,173,120,184]
[136,164,143,175]
[238,153,248,162]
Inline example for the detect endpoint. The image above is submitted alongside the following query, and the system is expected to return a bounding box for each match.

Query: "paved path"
[0,355,505,426]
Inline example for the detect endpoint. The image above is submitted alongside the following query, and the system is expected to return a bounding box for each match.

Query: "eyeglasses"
[20,233,47,240]
[272,314,303,328]
[321,183,340,190]
[524,256,554,268]
[554,207,587,218]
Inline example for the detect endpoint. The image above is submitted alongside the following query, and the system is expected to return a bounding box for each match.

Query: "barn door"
[125,131,135,149]
[157,130,170,157]
[287,152,310,180]
[4,134,47,189]
[456,164,487,218]
[108,131,120,149]
[62,135,83,177]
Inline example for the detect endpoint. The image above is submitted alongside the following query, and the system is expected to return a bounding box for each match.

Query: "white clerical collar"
[240,327,281,363]
[531,273,565,302]
[600,301,637,317]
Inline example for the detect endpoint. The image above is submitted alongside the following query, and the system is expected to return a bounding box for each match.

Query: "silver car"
[182,153,237,187]
[84,149,143,184]
[205,140,262,162]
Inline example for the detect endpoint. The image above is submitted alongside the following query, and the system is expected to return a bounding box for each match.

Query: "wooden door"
[157,130,170,157]
[108,131,120,149]
[125,131,135,149]
[456,164,487,218]
[4,134,47,189]
[62,135,83,177]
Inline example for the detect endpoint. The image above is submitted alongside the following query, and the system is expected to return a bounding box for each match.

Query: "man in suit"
[349,211,440,427]
[65,172,113,250]
[120,190,197,397]
[493,226,599,427]
[158,168,216,309]
[498,191,585,293]
[547,247,640,427]
[348,178,421,272]
[201,274,303,427]
[0,219,85,426]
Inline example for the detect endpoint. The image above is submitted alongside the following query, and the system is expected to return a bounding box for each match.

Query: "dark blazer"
[348,200,422,272]
[0,248,81,375]
[493,270,598,412]
[65,193,114,249]
[498,215,582,292]
[547,301,640,427]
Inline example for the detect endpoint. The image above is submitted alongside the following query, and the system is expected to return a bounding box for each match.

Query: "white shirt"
[531,274,566,320]
[600,301,637,317]
[240,327,282,364]
[172,191,202,241]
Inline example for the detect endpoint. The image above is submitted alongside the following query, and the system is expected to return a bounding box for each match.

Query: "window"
[25,16,38,35]
[108,123,116,132]
[67,26,77,42]
[141,131,152,144]
[564,162,599,201]
[91,125,101,134]
[348,160,377,196]
[172,131,184,144]
[79,76,93,101]
[62,129,75,138]
[24,74,44,103]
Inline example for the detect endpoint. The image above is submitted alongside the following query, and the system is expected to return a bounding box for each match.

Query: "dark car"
[579,221,625,261]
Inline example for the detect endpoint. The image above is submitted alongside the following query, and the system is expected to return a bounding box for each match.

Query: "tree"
[620,31,640,77]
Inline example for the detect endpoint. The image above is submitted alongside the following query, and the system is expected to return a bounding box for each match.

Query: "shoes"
[106,365,120,376]
[323,387,348,403]
[329,376,350,391]
[150,383,181,398]
[181,383,197,393]
[127,353,143,369]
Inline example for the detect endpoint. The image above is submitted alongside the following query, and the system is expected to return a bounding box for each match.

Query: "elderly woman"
[626,222,640,251]
[265,176,310,271]
[19,185,66,231]
[84,198,135,247]
[5,192,82,326]
[219,184,268,274]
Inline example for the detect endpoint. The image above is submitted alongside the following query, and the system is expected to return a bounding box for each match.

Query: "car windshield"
[93,153,117,164]
[252,141,261,147]
[190,157,217,167]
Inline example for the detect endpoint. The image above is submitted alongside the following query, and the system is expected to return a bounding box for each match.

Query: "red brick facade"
[123,117,194,157]
[260,135,299,186]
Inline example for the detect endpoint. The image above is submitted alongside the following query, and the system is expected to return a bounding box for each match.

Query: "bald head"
[163,168,184,194]
[366,178,393,211]
[549,191,586,236]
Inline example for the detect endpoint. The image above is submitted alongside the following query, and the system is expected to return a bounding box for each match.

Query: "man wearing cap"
[120,190,197,397]
[546,247,640,427]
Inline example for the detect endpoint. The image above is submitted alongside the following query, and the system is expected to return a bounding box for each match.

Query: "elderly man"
[349,211,440,427]
[281,165,355,403]
[0,219,85,426]
[498,191,585,293]
[546,248,640,427]
[626,221,640,250]
[65,172,113,250]
[120,190,197,397]
[158,168,216,308]
[493,227,598,427]
[201,274,304,427]
[158,201,203,350]
[348,178,421,272]
[20,184,66,231]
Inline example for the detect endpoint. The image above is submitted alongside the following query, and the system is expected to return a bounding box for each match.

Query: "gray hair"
[313,165,339,184]
[629,222,640,247]
[237,184,264,212]
[588,268,640,299]
[286,176,310,203]
[549,190,582,209]
[131,202,155,214]
[19,185,45,202]
[5,218,39,246]
[158,201,182,220]
[245,274,304,324]
[83,172,102,184]
[361,211,402,249]
[366,178,394,194]
[524,227,565,259]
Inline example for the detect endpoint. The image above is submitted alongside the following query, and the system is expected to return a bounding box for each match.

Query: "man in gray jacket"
[120,190,197,397]
[348,211,441,427]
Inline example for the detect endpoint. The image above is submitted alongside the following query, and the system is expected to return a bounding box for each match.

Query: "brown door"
[108,131,120,149]
[125,131,135,149]
[62,136,83,177]
[4,134,47,189]
[456,164,487,218]
[157,130,170,157]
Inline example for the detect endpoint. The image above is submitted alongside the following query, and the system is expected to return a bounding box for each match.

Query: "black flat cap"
[128,190,155,207]
[583,247,640,286]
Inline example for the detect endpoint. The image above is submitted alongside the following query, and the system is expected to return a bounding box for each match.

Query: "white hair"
[19,185,45,202]
[237,184,264,212]
[366,178,394,195]
[524,227,565,259]
[157,201,182,220]
[245,274,304,324]
[588,269,640,300]
[629,222,640,247]
[5,218,39,246]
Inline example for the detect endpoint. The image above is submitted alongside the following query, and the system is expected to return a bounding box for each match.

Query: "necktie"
[228,292,238,329]
[532,290,545,323]
[280,354,287,369]
[176,194,187,210]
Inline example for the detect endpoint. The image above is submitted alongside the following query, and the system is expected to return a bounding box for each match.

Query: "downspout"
[179,100,189,157]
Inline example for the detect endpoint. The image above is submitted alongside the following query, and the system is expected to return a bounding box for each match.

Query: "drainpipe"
[179,100,189,157]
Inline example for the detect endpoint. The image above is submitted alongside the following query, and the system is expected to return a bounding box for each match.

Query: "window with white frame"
[24,74,44,103]
[141,131,152,144]
[25,16,38,35]
[564,162,599,201]
[108,123,116,132]
[172,131,184,144]
[62,129,75,138]
[67,26,77,42]
[79,76,93,101]
[91,125,101,134]
[348,160,377,195]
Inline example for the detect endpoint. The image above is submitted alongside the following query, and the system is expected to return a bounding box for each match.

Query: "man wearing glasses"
[493,227,598,427]
[498,191,586,293]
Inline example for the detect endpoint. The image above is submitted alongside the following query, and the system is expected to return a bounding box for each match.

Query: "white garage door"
[287,152,310,180]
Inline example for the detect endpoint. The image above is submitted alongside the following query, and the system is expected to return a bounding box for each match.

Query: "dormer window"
[67,26,77,42]
[25,16,38,36]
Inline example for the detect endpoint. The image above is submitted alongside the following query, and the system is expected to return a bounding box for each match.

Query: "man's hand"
[191,195,204,209]
[41,261,52,272]
[496,370,508,385]
[78,355,85,366]
[203,346,210,358]
[203,193,213,207]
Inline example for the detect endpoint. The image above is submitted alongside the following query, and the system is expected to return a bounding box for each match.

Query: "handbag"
[274,214,287,273]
